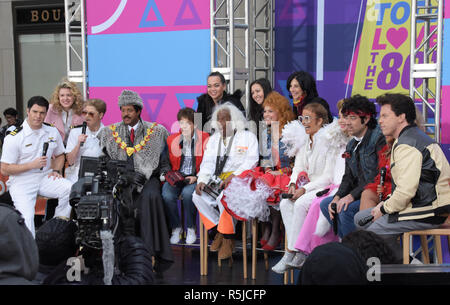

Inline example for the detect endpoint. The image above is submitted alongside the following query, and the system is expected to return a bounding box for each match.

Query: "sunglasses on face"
[82,111,98,117]
[298,115,315,123]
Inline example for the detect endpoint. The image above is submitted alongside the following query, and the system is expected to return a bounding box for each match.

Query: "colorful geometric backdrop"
[86,0,450,146]
[86,0,449,262]
[86,0,210,132]
[274,0,450,146]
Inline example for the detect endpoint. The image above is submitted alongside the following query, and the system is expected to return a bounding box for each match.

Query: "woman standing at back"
[248,78,272,138]
[196,71,245,133]
[286,71,333,123]
[45,79,85,146]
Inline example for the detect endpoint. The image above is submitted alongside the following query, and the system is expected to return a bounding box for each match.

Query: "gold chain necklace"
[110,123,157,156]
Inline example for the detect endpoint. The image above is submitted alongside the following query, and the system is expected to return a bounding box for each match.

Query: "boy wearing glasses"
[64,99,106,183]
[319,95,385,238]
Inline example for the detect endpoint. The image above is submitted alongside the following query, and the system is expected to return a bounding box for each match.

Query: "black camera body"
[72,190,116,249]
[203,176,223,200]
[69,155,144,249]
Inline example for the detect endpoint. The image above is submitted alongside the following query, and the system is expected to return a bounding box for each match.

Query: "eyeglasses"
[82,111,98,117]
[298,115,316,123]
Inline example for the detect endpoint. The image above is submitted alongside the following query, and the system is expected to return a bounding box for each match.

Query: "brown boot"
[210,233,223,252]
[218,238,235,260]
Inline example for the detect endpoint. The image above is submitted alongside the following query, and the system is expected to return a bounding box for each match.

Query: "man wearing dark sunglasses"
[64,99,106,183]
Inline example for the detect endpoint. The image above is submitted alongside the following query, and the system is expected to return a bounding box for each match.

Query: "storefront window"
[18,33,67,114]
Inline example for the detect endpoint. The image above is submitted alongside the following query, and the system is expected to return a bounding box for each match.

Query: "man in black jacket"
[319,95,385,238]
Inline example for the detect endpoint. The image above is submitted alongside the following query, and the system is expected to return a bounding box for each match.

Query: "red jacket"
[167,129,209,174]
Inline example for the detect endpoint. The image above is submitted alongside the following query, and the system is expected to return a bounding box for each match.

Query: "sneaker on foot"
[271,251,295,274]
[286,251,307,269]
[186,228,197,244]
[170,227,182,244]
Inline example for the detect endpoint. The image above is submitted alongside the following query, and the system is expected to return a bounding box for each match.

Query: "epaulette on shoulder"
[8,126,23,136]
[43,122,55,127]
[71,124,84,129]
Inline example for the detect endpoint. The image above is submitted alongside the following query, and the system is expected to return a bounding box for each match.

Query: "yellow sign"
[352,0,438,98]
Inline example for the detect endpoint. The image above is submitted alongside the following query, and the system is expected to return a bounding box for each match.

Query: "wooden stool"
[403,223,450,264]
[200,218,208,275]
[251,219,270,279]
[283,232,295,285]
[199,220,248,278]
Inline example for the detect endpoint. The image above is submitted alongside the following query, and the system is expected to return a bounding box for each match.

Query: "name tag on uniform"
[48,137,56,143]
[236,146,248,154]
[25,143,32,147]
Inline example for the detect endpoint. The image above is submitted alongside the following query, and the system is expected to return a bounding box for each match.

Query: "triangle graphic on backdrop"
[175,93,201,110]
[174,0,201,25]
[141,93,166,121]
[139,0,165,28]
[279,0,306,21]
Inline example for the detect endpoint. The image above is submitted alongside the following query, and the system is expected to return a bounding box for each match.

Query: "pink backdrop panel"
[86,0,209,35]
[445,0,450,18]
[89,86,206,132]
[441,85,450,143]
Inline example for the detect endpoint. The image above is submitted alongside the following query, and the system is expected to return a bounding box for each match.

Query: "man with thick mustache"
[97,90,173,273]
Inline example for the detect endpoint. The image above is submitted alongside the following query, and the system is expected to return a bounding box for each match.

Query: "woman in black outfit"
[286,71,333,123]
[196,71,244,132]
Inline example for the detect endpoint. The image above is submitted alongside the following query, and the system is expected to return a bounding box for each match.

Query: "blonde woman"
[45,78,85,145]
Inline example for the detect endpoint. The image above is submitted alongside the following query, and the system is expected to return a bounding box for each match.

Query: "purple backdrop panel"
[89,86,206,131]
[446,0,450,18]
[86,0,209,35]
[275,71,349,117]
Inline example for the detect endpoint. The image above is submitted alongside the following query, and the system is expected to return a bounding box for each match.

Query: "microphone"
[358,215,374,227]
[331,202,338,235]
[80,121,87,147]
[41,142,49,170]
[316,188,330,197]
[379,167,387,201]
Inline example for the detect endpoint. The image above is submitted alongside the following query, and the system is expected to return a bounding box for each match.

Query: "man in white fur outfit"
[193,103,258,259]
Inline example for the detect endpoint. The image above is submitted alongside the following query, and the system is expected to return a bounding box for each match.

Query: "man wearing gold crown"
[97,89,173,274]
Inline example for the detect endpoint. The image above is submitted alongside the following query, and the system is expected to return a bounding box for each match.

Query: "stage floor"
[156,241,450,286]
[155,241,295,285]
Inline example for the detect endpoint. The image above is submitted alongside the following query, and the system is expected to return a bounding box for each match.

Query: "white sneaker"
[271,251,295,274]
[170,227,182,244]
[286,252,307,269]
[185,228,197,244]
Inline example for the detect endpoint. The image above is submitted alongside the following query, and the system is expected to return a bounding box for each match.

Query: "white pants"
[280,191,318,251]
[192,191,236,232]
[9,172,73,237]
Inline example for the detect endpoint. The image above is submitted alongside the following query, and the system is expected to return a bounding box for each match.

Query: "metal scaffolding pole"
[210,0,274,112]
[64,0,87,99]
[252,0,274,85]
[409,0,443,142]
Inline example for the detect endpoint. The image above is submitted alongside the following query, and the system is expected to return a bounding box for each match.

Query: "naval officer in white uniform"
[0,96,72,237]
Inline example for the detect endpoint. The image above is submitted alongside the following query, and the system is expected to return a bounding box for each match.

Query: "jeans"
[162,182,197,230]
[319,195,360,238]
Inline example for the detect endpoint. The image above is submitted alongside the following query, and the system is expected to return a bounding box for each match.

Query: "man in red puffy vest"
[163,108,209,244]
